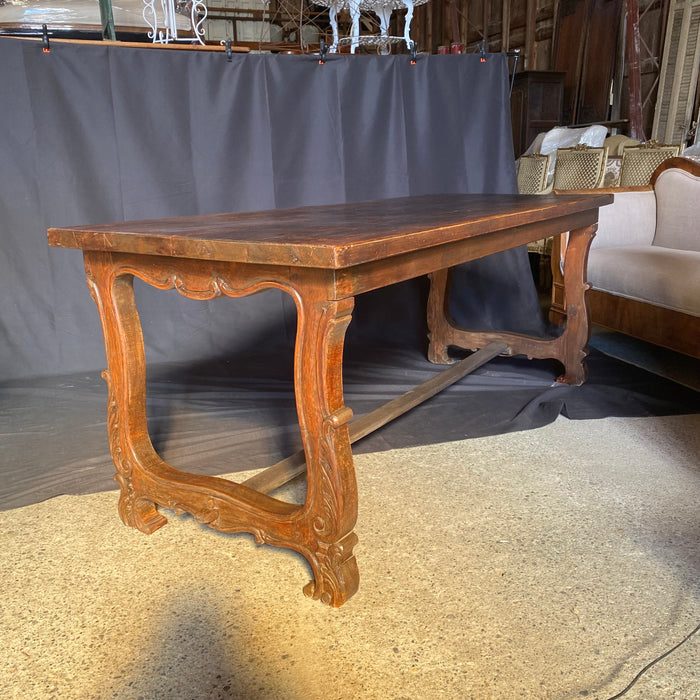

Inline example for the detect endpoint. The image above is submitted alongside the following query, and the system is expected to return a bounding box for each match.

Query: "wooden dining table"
[48,191,612,606]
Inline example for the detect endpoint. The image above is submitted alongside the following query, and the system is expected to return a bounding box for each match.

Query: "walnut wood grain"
[48,193,611,269]
[48,192,610,606]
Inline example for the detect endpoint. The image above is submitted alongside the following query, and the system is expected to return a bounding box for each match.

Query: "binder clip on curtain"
[319,39,329,65]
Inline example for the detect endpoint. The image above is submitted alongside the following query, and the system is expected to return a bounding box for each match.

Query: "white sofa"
[553,157,700,358]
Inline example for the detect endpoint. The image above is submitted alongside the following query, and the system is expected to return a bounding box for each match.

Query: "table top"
[48,193,612,269]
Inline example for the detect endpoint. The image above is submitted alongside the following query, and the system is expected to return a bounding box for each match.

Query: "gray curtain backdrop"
[0,38,540,381]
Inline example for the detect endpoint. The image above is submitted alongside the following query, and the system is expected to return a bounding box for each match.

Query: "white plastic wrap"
[522,125,608,183]
[682,143,700,163]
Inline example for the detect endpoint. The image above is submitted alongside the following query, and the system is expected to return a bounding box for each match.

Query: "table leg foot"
[556,371,586,386]
[115,475,168,534]
[427,342,455,365]
[555,348,589,386]
[303,532,360,607]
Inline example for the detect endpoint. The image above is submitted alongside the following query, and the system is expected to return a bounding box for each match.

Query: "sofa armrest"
[590,187,656,250]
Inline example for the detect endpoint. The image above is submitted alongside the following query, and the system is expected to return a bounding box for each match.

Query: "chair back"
[517,154,551,194]
[552,145,608,189]
[618,141,681,187]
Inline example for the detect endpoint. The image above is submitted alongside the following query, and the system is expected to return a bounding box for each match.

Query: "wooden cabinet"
[510,71,566,157]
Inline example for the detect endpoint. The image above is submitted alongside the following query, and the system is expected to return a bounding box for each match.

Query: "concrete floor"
[1,414,698,699]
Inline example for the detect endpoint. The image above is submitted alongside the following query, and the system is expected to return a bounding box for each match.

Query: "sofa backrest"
[651,158,700,253]
[590,189,656,250]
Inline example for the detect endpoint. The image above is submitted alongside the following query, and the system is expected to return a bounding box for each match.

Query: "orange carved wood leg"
[291,289,360,606]
[84,251,360,606]
[425,224,597,386]
[84,251,168,534]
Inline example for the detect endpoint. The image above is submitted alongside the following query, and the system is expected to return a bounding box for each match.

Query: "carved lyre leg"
[425,224,597,386]
[84,251,167,535]
[291,287,360,606]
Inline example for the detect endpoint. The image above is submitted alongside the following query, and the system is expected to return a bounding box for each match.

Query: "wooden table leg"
[426,224,598,385]
[554,224,597,384]
[85,251,169,534]
[426,267,454,365]
[289,286,360,605]
[83,251,360,606]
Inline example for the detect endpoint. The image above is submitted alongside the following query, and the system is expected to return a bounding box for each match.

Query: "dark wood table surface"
[48,192,612,606]
[50,192,610,266]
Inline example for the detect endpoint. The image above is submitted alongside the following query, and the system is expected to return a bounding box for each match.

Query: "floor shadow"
[100,585,313,699]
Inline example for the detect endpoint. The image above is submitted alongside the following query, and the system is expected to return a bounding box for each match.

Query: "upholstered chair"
[552,145,609,190]
[517,154,553,286]
[517,153,552,194]
[618,141,681,187]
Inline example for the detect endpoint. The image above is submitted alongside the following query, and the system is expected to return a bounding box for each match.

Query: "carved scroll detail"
[310,409,353,537]
[101,367,167,533]
[169,498,220,525]
[103,370,137,524]
[109,258,301,304]
[303,532,360,606]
